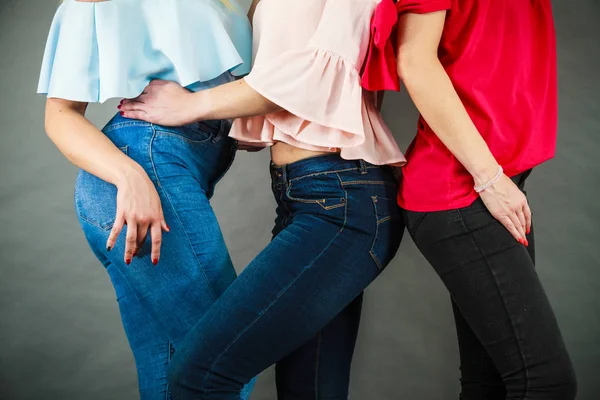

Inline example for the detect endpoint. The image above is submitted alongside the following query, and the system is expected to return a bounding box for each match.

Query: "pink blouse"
[229,0,406,166]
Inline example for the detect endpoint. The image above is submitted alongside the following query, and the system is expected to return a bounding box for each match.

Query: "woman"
[362,0,577,398]
[38,0,256,398]
[120,0,406,398]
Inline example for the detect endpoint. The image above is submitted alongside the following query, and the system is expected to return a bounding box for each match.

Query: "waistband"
[270,154,384,182]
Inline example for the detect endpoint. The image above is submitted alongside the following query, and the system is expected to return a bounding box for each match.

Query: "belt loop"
[283,165,288,183]
[359,159,368,175]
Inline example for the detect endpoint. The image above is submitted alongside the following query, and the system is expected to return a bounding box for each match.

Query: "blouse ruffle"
[37,0,252,103]
[230,0,406,166]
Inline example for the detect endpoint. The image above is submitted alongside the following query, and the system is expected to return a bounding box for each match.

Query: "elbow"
[396,46,437,83]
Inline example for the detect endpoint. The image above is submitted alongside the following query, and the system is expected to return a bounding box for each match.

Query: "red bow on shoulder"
[361,0,401,92]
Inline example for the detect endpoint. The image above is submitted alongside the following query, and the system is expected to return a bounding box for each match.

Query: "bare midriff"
[270,142,339,166]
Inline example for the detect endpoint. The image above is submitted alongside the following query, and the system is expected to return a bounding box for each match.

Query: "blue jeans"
[168,154,405,399]
[75,113,254,399]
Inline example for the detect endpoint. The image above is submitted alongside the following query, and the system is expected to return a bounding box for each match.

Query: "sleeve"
[360,0,452,92]
[242,1,367,148]
[37,0,252,103]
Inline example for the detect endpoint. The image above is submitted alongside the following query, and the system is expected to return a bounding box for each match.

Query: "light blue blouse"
[37,0,252,103]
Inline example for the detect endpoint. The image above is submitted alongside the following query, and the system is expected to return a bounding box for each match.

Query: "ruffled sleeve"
[237,0,378,149]
[360,0,452,92]
[37,0,252,103]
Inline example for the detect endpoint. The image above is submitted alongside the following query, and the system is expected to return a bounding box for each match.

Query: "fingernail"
[166,224,170,231]
[518,238,524,245]
[125,258,131,265]
[524,239,529,247]
[132,250,137,257]
[119,99,124,105]
[526,228,531,235]
[117,104,122,109]
[152,258,158,266]
[120,111,124,116]
[106,245,112,252]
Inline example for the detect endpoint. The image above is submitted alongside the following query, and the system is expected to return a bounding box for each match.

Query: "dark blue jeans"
[75,113,254,399]
[168,155,404,399]
[403,171,577,400]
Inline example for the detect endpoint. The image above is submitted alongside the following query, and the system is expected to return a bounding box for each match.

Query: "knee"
[531,357,578,400]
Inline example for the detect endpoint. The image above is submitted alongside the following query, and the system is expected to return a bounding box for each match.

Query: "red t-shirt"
[363,0,558,211]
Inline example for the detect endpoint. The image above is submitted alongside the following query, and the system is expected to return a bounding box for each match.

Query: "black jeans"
[403,171,577,400]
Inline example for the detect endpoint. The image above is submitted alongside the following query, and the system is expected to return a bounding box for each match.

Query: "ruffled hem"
[244,47,366,149]
[37,0,252,103]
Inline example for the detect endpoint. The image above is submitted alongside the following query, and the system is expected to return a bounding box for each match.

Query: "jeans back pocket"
[74,146,127,231]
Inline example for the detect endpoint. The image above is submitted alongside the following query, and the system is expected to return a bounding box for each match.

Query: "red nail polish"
[125,258,131,265]
[526,229,531,235]
[152,258,159,266]
[119,99,124,105]
[518,238,524,245]
[117,104,122,109]
[525,239,529,247]
[120,111,124,116]
[132,251,137,257]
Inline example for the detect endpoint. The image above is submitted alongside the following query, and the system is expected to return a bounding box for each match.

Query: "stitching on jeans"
[455,208,530,399]
[166,342,173,400]
[314,331,322,398]
[369,196,383,271]
[150,164,218,304]
[149,125,162,187]
[289,166,379,183]
[202,187,349,393]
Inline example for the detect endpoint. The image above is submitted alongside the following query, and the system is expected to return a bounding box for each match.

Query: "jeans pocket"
[286,173,347,211]
[154,120,223,144]
[370,196,404,271]
[74,146,127,231]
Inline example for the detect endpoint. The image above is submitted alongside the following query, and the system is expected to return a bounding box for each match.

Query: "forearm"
[188,79,281,121]
[398,56,500,184]
[45,99,146,186]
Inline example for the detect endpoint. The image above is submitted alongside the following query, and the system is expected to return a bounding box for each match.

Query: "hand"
[478,174,531,245]
[120,80,196,126]
[106,169,170,265]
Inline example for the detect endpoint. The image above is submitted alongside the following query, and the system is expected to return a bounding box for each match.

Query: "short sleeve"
[242,0,372,147]
[360,0,452,91]
[397,0,452,14]
[37,0,252,103]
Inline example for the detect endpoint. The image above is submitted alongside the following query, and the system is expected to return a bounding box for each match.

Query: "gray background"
[0,0,598,399]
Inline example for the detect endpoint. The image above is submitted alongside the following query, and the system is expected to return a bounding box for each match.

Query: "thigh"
[405,201,572,394]
[75,156,236,347]
[170,197,403,396]
[106,261,173,400]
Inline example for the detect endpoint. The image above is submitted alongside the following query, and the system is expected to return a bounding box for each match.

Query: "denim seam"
[153,130,214,145]
[201,188,349,394]
[289,166,379,183]
[314,331,322,399]
[166,342,173,400]
[369,196,384,271]
[148,141,219,303]
[341,180,392,186]
[455,208,530,400]
[149,126,162,187]
[74,146,128,231]
[103,121,152,133]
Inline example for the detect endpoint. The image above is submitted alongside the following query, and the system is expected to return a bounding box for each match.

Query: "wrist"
[114,163,148,189]
[189,90,211,122]
[471,162,502,187]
